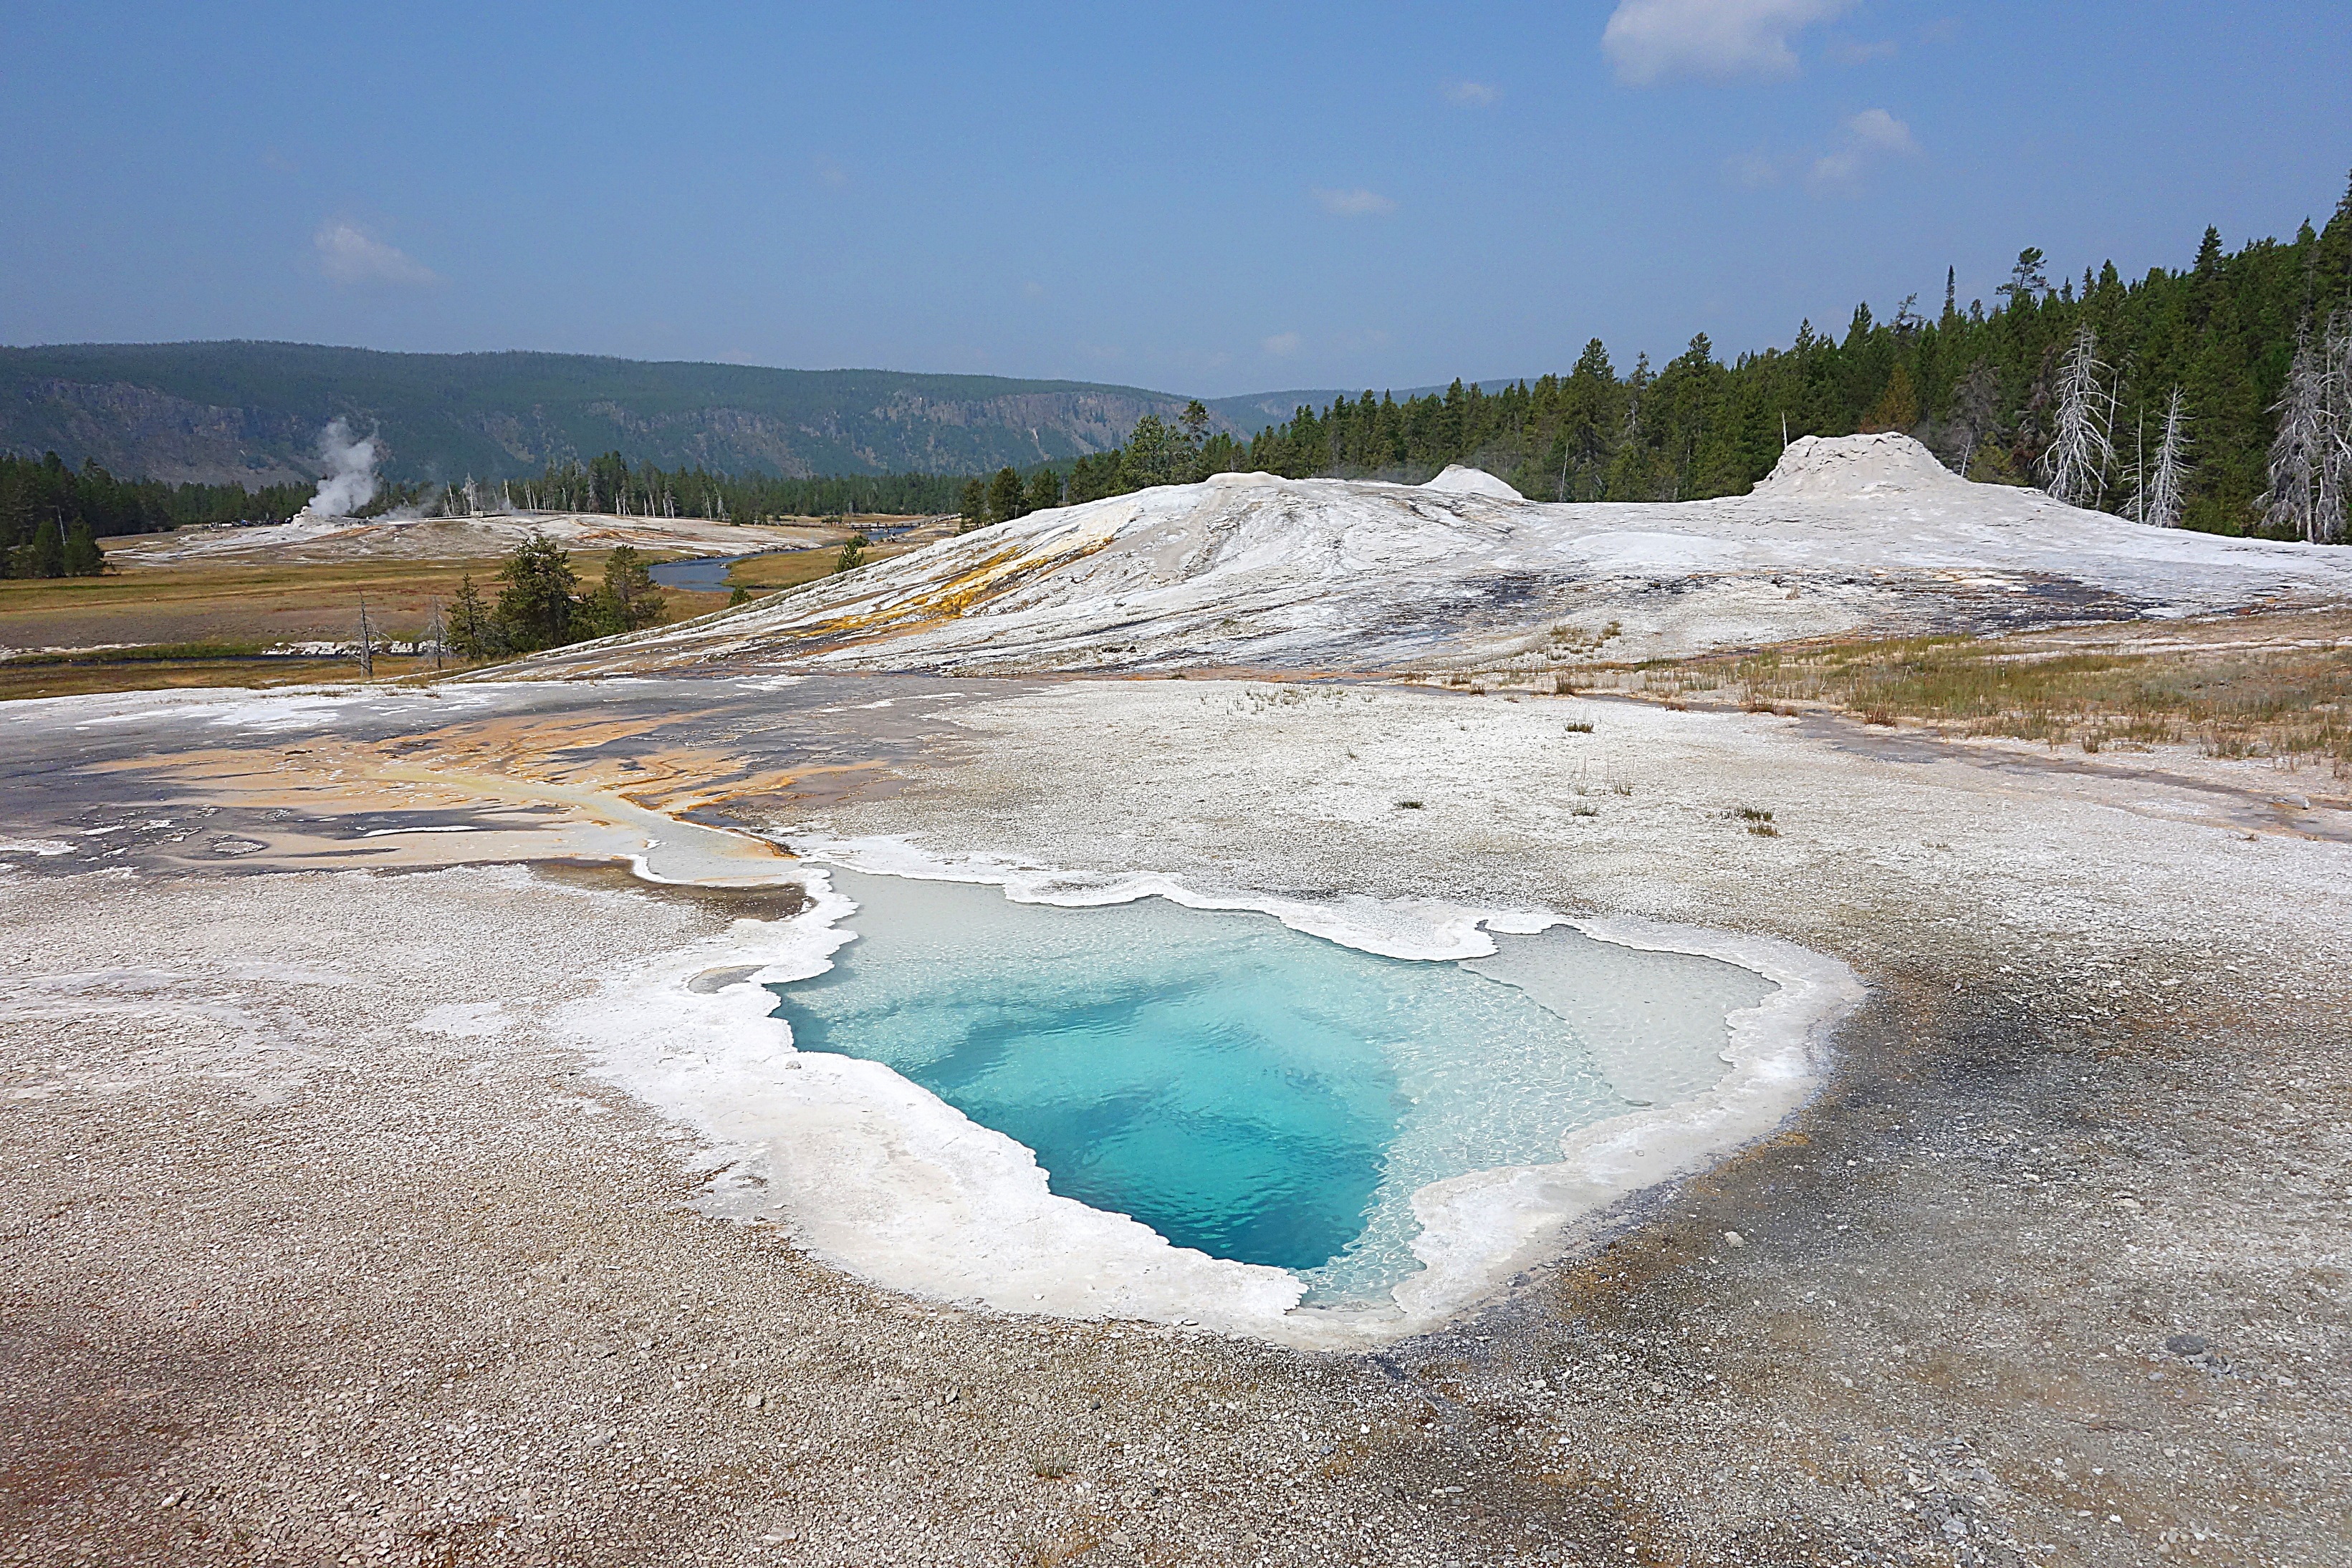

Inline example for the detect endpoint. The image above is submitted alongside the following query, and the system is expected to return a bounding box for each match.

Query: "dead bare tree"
[1947,362,2000,479]
[2040,325,2115,506]
[2324,314,2352,544]
[2136,387,2192,529]
[2264,317,2344,544]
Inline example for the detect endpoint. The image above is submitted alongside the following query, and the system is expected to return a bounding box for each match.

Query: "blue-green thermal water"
[768,870,1775,1302]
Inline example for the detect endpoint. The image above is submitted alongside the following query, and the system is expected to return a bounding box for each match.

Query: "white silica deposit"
[1421,463,1526,499]
[497,433,2352,680]
[556,838,1862,1349]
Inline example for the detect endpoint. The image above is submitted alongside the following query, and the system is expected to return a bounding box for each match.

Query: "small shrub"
[1747,821,1780,837]
[1571,804,1600,818]
[1397,800,1424,810]
[1031,1459,1070,1480]
[1564,721,1593,734]
[1552,673,1580,696]
[1734,806,1774,822]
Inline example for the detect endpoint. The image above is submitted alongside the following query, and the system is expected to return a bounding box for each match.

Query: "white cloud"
[1261,331,1302,357]
[1442,79,1502,107]
[1843,106,1919,153]
[1726,149,1782,188]
[1312,187,1397,217]
[811,155,848,188]
[312,222,437,287]
[1831,37,1899,64]
[1602,0,1855,85]
[1808,107,1921,193]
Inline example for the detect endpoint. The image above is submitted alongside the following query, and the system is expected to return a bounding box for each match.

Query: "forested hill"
[1200,177,2352,539]
[0,342,1254,486]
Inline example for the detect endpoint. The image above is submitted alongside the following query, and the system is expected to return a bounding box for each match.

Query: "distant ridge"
[0,341,1310,487]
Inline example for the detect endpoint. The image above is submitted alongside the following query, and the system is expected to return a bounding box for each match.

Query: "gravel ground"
[4,675,2348,1567]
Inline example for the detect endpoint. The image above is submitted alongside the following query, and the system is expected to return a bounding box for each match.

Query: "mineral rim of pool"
[768,868,1775,1304]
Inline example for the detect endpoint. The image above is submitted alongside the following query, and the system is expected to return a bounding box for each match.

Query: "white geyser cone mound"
[488,443,2352,680]
[1424,464,1524,500]
[1753,433,1968,501]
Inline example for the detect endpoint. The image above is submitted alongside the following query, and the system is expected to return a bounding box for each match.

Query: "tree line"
[0,451,310,577]
[398,456,966,525]
[1020,174,2352,541]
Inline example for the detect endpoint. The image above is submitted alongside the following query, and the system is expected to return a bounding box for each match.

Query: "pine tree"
[494,534,580,652]
[957,477,987,533]
[61,521,104,576]
[1117,416,1189,489]
[1998,248,2049,312]
[1024,467,1063,513]
[29,517,64,578]
[1861,365,1919,433]
[987,466,1024,524]
[446,575,500,660]
[583,544,663,635]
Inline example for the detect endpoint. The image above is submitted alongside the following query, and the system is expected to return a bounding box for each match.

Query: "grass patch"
[1661,616,2352,774]
[0,654,439,702]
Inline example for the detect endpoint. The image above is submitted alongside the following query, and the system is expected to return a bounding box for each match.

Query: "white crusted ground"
[500,434,2352,679]
[106,509,834,565]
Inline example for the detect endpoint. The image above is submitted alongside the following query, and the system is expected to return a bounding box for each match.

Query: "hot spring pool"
[768,869,1775,1303]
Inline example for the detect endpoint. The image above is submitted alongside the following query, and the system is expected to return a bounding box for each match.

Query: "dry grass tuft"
[1581,612,2352,776]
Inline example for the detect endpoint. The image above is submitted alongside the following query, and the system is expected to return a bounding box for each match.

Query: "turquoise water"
[769,869,1773,1301]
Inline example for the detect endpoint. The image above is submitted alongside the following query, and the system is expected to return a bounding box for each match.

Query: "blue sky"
[4,1,2346,397]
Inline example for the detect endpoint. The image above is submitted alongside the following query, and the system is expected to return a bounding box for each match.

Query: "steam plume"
[307,419,383,516]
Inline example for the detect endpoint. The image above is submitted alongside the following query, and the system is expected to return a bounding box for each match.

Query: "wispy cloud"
[1312,187,1397,217]
[312,221,436,287]
[1808,107,1921,193]
[811,155,848,188]
[1602,0,1855,85]
[1726,148,1783,188]
[1261,330,1302,357]
[1831,37,1899,64]
[1441,79,1502,107]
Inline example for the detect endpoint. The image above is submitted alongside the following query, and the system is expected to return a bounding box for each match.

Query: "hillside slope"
[0,342,1261,486]
[495,435,2352,681]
